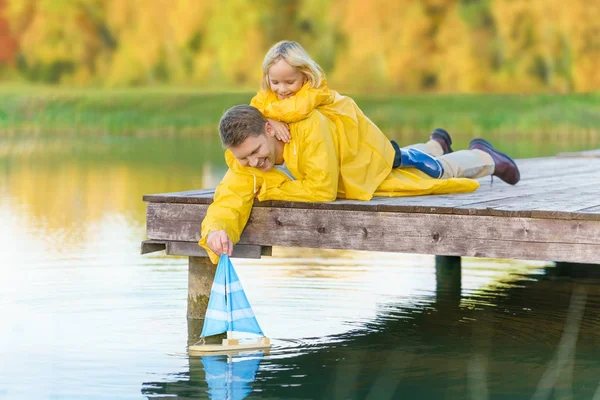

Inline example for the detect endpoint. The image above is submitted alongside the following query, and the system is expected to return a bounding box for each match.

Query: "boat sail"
[189,254,271,355]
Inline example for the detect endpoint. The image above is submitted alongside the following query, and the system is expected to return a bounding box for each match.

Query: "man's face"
[229,123,283,172]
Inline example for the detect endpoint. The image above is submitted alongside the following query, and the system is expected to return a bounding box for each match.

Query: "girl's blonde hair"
[261,41,325,91]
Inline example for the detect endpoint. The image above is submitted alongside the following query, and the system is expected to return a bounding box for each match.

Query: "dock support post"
[188,256,216,319]
[435,256,461,306]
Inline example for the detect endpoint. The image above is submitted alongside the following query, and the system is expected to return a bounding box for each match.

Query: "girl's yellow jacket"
[199,83,479,263]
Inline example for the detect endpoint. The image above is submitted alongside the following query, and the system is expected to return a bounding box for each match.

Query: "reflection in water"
[143,354,264,400]
[201,355,262,400]
[0,136,225,251]
[140,267,600,399]
[2,136,600,399]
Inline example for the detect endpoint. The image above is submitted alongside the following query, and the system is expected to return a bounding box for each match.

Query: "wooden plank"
[143,174,599,219]
[142,155,600,263]
[375,170,596,211]
[166,241,270,259]
[455,187,600,216]
[142,157,600,216]
[147,207,600,262]
[580,205,600,214]
[557,149,600,158]
[374,164,599,216]
[143,189,215,204]
[147,203,600,246]
[141,240,166,254]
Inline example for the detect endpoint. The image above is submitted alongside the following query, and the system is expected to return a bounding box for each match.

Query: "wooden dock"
[142,153,600,319]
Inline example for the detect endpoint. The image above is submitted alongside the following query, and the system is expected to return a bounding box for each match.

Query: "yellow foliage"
[2,0,599,92]
[436,4,486,93]
[566,2,600,91]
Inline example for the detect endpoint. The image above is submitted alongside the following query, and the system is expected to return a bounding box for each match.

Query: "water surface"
[1,134,600,399]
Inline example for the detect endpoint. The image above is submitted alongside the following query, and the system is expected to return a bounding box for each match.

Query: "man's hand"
[268,118,291,143]
[206,230,233,257]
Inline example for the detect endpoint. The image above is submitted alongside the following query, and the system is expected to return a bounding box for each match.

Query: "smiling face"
[228,122,284,172]
[268,58,306,100]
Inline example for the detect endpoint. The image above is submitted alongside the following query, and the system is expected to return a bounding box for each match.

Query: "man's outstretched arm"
[199,169,258,263]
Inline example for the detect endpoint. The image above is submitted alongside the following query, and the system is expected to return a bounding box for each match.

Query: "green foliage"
[0,87,598,151]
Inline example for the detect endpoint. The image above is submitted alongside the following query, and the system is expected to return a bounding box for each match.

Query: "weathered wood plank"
[147,203,600,248]
[375,171,595,211]
[141,240,166,254]
[580,205,600,214]
[166,241,271,259]
[142,155,600,264]
[143,189,215,204]
[142,157,600,218]
[140,237,271,259]
[148,218,600,263]
[456,188,600,214]
[557,149,600,158]
[145,183,600,221]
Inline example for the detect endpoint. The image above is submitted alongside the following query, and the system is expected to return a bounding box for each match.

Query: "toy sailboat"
[188,254,271,355]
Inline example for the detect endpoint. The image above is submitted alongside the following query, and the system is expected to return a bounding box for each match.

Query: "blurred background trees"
[0,0,598,93]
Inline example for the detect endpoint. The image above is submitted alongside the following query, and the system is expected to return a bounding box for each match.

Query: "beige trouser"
[402,141,495,179]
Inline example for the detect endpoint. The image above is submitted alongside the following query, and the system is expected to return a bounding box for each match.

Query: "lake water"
[1,134,600,400]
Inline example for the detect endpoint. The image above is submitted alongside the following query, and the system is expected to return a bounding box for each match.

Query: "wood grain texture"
[140,238,270,259]
[557,149,600,158]
[142,157,600,219]
[143,155,600,263]
[167,241,270,259]
[146,203,600,263]
[141,240,166,254]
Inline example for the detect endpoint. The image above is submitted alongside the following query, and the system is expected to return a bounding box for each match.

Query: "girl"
[249,41,455,194]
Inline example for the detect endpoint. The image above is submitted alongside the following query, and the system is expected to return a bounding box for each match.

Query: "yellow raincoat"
[199,83,479,263]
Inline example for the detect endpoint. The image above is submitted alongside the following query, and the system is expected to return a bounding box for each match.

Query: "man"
[199,105,519,263]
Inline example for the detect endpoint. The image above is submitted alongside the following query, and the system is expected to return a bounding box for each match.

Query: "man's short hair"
[219,105,267,148]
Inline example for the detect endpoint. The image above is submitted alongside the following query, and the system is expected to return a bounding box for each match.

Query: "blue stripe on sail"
[230,291,253,311]
[208,292,226,312]
[201,317,228,337]
[231,317,264,336]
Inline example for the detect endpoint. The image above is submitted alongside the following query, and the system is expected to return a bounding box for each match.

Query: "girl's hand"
[268,119,291,143]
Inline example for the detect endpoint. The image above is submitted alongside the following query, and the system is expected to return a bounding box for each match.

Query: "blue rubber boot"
[391,141,444,179]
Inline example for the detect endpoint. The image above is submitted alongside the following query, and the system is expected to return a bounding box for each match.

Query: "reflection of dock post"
[435,256,461,305]
[554,261,600,277]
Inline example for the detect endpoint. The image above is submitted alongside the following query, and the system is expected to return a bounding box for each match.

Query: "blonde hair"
[261,41,325,91]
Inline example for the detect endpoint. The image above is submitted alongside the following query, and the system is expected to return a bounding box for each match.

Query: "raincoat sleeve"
[199,169,259,264]
[257,112,339,202]
[250,91,269,114]
[251,84,334,123]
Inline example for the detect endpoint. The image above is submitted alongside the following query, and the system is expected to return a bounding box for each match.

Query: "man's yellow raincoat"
[199,82,479,263]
